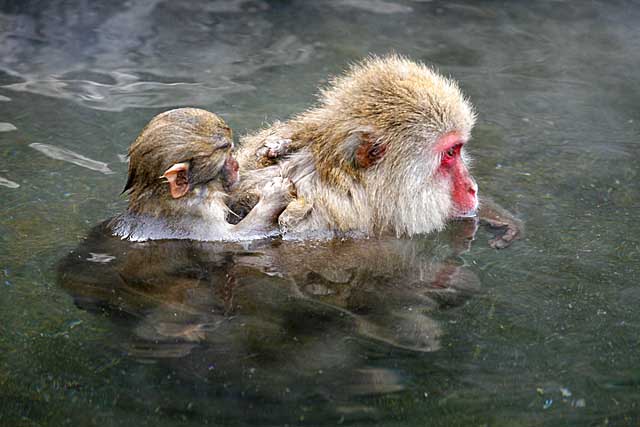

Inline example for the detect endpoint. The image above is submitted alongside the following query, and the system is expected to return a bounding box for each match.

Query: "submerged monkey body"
[232,55,479,238]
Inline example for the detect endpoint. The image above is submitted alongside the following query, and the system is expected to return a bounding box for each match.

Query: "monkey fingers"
[231,177,296,236]
[478,198,524,249]
[255,135,292,166]
[278,198,313,233]
[487,223,520,249]
[480,215,523,249]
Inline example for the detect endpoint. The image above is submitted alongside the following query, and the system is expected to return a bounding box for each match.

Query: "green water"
[1,1,639,426]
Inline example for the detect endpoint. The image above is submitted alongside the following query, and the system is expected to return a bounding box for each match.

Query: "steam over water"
[1,1,639,425]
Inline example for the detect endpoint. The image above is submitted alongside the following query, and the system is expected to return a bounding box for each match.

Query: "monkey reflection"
[59,216,480,406]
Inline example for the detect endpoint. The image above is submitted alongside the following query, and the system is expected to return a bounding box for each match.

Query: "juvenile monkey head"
[124,108,239,215]
[293,55,478,235]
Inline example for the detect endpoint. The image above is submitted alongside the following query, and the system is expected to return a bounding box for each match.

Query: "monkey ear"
[160,162,190,198]
[354,132,387,169]
[122,166,136,194]
[343,127,387,169]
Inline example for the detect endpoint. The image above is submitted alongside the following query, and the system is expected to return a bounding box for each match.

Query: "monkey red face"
[434,132,478,217]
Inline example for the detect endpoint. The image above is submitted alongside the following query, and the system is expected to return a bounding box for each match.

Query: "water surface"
[1,1,639,425]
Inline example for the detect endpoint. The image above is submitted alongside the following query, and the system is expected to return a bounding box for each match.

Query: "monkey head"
[123,108,239,214]
[296,55,478,236]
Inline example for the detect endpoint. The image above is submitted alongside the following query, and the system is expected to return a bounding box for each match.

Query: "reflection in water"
[336,0,413,14]
[58,219,480,414]
[3,72,257,113]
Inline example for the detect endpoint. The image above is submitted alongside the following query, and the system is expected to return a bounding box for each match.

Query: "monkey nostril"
[468,187,477,197]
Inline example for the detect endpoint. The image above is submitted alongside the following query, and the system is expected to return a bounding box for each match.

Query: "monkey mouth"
[454,208,478,219]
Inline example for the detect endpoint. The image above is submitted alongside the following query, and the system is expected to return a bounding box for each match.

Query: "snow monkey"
[231,55,521,247]
[109,108,294,242]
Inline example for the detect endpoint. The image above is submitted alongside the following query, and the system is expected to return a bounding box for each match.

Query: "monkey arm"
[477,197,524,249]
[236,122,295,170]
[255,135,292,166]
[227,166,283,223]
[229,177,295,237]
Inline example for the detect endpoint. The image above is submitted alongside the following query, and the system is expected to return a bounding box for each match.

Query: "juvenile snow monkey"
[110,108,293,241]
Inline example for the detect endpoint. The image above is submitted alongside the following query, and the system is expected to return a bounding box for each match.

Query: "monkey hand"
[484,218,522,249]
[231,177,296,236]
[259,176,296,210]
[477,197,524,249]
[278,198,313,233]
[255,135,292,166]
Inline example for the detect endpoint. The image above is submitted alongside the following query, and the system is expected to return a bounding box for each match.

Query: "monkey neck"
[128,180,225,215]
[112,183,231,241]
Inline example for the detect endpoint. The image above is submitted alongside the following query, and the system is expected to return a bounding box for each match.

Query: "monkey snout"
[453,179,479,219]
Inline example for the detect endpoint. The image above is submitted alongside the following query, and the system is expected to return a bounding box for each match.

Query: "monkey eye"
[443,144,462,159]
[440,144,462,167]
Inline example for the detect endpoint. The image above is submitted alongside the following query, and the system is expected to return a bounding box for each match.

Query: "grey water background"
[1,0,639,426]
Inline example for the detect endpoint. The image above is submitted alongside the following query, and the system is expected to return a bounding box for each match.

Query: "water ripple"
[335,0,413,14]
[29,143,113,175]
[0,176,20,189]
[5,77,253,112]
[0,0,313,111]
[0,122,17,132]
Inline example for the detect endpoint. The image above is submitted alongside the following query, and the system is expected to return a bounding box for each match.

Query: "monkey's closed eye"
[211,133,232,150]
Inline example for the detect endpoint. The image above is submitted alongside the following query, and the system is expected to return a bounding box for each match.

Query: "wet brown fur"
[124,108,233,217]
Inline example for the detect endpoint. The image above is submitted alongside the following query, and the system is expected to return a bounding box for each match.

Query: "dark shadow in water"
[57,219,480,422]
